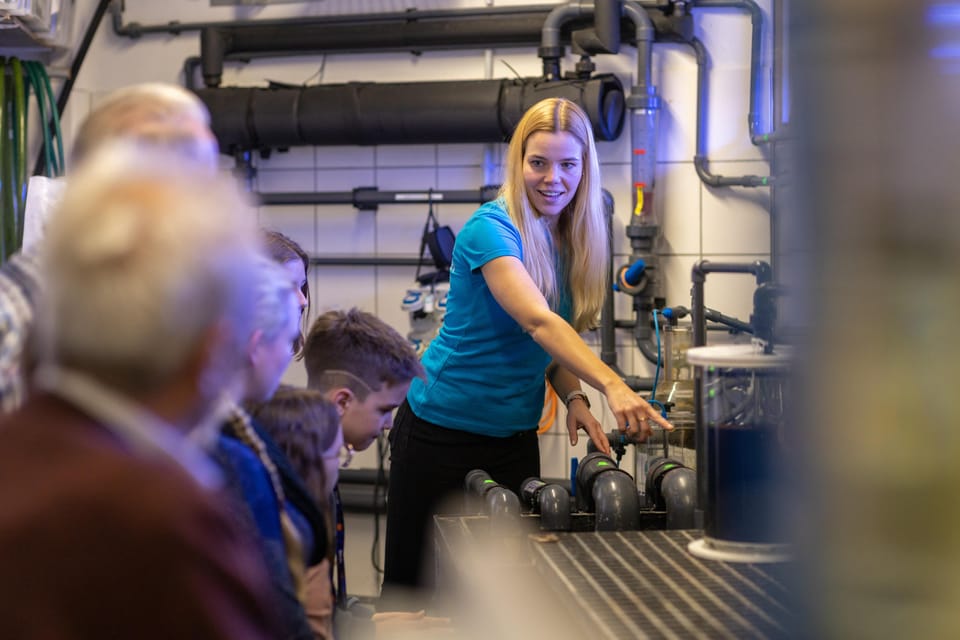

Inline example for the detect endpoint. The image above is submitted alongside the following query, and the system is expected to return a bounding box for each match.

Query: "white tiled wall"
[66,0,774,481]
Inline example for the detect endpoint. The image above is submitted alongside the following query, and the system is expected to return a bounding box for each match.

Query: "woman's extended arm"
[482,255,673,441]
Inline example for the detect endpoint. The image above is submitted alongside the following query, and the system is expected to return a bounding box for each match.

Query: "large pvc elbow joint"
[521,477,572,531]
[576,452,641,531]
[645,457,696,530]
[465,469,522,529]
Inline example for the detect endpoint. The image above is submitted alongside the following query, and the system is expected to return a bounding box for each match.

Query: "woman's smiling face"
[522,130,584,223]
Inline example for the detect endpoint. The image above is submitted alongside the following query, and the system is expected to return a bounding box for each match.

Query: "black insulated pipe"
[114,2,560,39]
[200,8,571,88]
[195,75,625,152]
[193,4,682,89]
[257,186,501,209]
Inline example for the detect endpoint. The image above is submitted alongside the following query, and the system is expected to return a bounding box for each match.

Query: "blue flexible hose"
[649,309,667,417]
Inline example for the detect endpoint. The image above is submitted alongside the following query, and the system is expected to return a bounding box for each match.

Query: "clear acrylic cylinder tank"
[686,344,791,563]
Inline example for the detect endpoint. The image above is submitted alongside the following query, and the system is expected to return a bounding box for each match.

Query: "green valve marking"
[598,461,610,467]
[483,479,495,484]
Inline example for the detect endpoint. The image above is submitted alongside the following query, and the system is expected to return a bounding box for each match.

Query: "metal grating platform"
[529,530,793,640]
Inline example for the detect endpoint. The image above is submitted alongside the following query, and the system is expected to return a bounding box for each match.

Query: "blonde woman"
[383,97,674,604]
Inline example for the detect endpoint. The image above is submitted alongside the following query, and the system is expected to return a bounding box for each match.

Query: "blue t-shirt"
[408,199,570,437]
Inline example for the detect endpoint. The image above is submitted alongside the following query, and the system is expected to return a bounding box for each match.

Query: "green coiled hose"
[11,58,27,248]
[1,57,8,262]
[37,62,64,177]
[25,62,55,179]
[0,58,60,262]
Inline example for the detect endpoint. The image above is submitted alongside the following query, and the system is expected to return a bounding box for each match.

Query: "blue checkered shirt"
[0,249,41,414]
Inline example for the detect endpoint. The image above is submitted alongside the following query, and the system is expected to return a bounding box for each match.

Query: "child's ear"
[245,329,264,365]
[331,387,352,417]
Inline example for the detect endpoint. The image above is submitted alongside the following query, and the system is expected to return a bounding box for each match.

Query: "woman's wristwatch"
[563,389,591,410]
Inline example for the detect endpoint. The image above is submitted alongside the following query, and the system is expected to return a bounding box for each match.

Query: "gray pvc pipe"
[539,485,573,531]
[623,1,655,101]
[620,2,660,369]
[574,0,623,55]
[466,468,522,529]
[486,487,522,519]
[660,467,697,529]
[692,0,767,144]
[522,477,572,531]
[540,1,592,80]
[592,471,641,531]
[541,1,591,49]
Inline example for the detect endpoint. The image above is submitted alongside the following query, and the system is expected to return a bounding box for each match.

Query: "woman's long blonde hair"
[499,97,609,332]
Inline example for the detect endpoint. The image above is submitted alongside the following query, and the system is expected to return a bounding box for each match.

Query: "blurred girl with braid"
[212,255,316,640]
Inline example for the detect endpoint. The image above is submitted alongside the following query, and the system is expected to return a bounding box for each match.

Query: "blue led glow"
[927,4,960,26]
[930,43,960,58]
[927,5,960,65]
[927,2,960,26]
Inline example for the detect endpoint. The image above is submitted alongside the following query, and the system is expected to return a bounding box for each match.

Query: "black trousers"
[381,400,539,609]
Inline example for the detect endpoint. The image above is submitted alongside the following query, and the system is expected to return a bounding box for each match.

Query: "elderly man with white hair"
[0,82,220,413]
[0,144,282,639]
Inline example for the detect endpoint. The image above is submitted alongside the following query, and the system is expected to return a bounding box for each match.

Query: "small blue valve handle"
[622,259,646,287]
